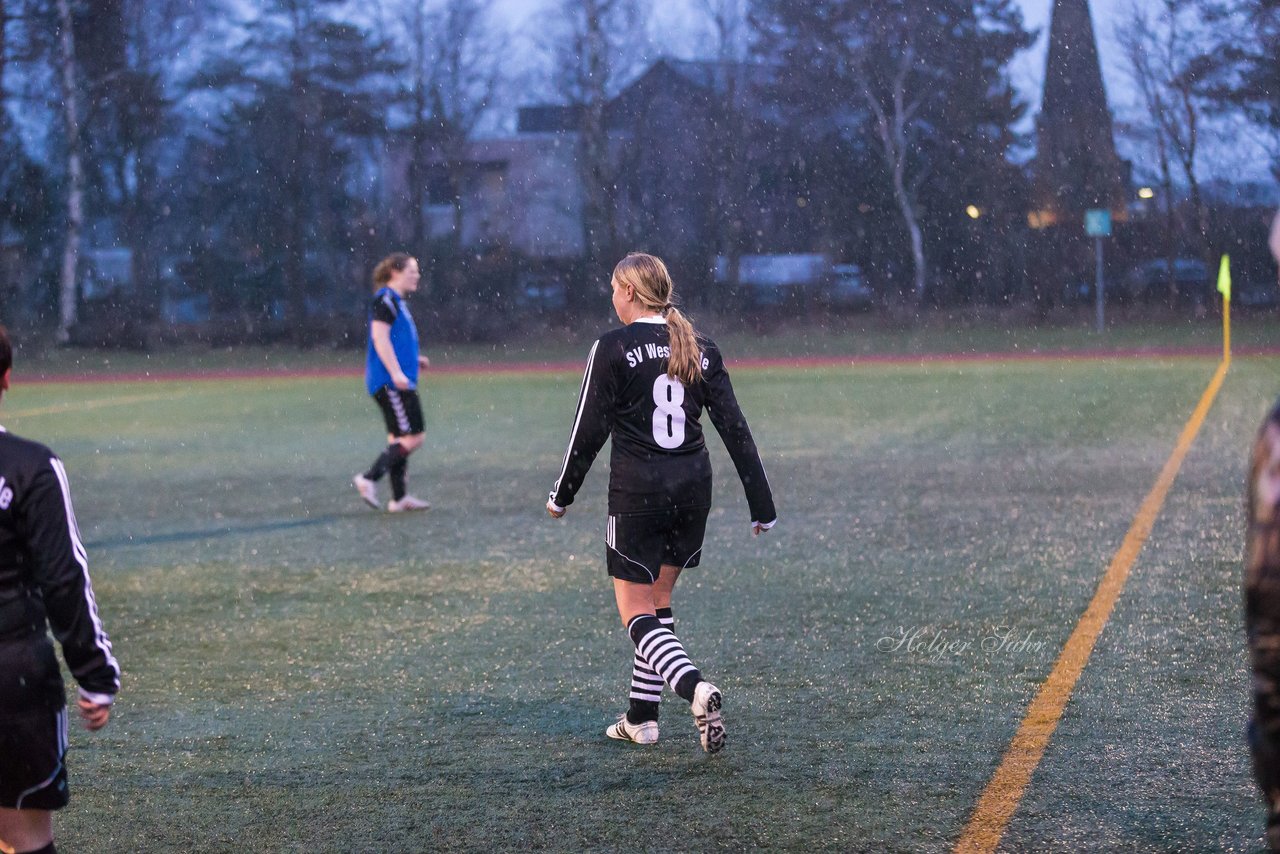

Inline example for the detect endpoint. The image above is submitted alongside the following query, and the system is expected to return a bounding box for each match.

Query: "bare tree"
[425,0,502,250]
[546,0,650,298]
[400,0,433,251]
[697,0,754,290]
[1118,0,1213,268]
[849,34,929,306]
[1,1,9,115]
[384,0,501,254]
[54,0,82,342]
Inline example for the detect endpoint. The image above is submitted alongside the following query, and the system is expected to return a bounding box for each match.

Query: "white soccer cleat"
[353,474,379,509]
[606,714,659,745]
[387,494,431,513]
[691,681,725,754]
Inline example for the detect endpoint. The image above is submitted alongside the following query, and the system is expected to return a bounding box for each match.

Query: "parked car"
[714,253,827,309]
[820,263,874,311]
[1238,279,1280,309]
[1122,257,1211,305]
[716,254,876,311]
[516,271,568,311]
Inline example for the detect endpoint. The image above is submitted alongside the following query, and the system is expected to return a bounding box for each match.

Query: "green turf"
[0,347,1275,851]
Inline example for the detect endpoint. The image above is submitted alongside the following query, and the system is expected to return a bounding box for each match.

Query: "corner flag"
[1217,254,1231,301]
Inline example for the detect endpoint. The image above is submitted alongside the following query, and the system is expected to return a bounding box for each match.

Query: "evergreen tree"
[755,0,1033,305]
[198,0,400,333]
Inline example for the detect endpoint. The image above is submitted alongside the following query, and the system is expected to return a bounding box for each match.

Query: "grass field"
[2,328,1277,851]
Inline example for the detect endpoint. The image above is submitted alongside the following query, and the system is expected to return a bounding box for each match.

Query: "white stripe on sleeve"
[551,340,598,498]
[49,458,119,681]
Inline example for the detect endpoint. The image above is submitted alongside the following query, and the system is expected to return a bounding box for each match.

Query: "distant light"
[1138,187,1155,199]
[966,205,981,219]
[1028,210,1055,229]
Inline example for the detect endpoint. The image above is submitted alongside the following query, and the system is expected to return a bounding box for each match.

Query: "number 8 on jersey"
[652,375,687,448]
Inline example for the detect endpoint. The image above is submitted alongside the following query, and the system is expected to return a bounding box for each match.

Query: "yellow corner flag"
[1219,253,1231,363]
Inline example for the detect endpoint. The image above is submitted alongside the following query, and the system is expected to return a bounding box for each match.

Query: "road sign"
[1084,209,1112,237]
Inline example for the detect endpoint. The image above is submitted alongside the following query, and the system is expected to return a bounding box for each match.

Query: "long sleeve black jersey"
[0,427,119,715]
[550,317,776,523]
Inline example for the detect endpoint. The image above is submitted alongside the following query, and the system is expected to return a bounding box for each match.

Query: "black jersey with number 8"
[550,317,775,523]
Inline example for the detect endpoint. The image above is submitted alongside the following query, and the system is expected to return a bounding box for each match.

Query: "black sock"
[628,613,702,703]
[364,443,408,483]
[628,607,673,724]
[389,455,409,501]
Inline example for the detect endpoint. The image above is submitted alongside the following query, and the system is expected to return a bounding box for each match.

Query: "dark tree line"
[0,0,1277,347]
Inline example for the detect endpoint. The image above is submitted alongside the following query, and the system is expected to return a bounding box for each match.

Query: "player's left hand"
[546,499,566,519]
[752,519,777,537]
[77,696,111,731]
[419,355,431,370]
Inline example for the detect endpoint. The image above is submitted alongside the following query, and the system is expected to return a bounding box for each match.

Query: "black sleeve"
[549,339,616,508]
[703,346,777,525]
[21,456,120,700]
[371,292,398,325]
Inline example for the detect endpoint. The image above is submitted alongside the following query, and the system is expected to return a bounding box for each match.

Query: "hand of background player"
[546,498,566,519]
[77,696,111,731]
[752,518,777,537]
[418,355,431,370]
[392,371,412,390]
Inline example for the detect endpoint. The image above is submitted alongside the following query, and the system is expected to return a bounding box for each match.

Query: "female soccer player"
[0,325,120,854]
[546,252,776,753]
[353,252,432,512]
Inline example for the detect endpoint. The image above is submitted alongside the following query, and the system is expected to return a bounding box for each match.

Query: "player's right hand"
[77,696,111,731]
[752,518,777,537]
[546,498,566,519]
[392,373,412,390]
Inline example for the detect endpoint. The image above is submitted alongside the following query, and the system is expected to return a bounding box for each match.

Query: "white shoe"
[691,681,725,754]
[353,474,379,509]
[606,714,659,745]
[387,494,431,513]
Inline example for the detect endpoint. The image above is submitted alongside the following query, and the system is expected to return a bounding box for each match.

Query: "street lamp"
[965,205,981,219]
[1137,187,1155,200]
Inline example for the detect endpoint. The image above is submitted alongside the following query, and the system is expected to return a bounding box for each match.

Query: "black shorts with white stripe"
[605,505,710,584]
[373,386,425,437]
[0,707,69,810]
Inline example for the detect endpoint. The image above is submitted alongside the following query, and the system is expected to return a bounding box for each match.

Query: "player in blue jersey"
[547,253,776,753]
[353,253,431,512]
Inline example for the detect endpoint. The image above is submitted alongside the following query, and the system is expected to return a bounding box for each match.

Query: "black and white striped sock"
[627,613,701,703]
[627,607,673,723]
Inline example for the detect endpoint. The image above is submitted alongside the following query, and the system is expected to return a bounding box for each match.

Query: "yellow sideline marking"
[954,358,1229,854]
[4,391,185,420]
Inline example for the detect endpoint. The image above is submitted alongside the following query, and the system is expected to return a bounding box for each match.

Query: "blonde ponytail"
[611,252,703,385]
[664,306,702,386]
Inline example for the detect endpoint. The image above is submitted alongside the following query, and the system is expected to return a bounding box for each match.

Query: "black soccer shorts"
[0,707,69,810]
[605,505,710,584]
[373,386,425,437]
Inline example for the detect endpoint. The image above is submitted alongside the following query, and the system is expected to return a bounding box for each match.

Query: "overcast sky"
[488,0,1271,182]
[490,0,1135,108]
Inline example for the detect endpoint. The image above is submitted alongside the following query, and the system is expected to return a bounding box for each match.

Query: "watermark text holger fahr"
[876,625,1049,663]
